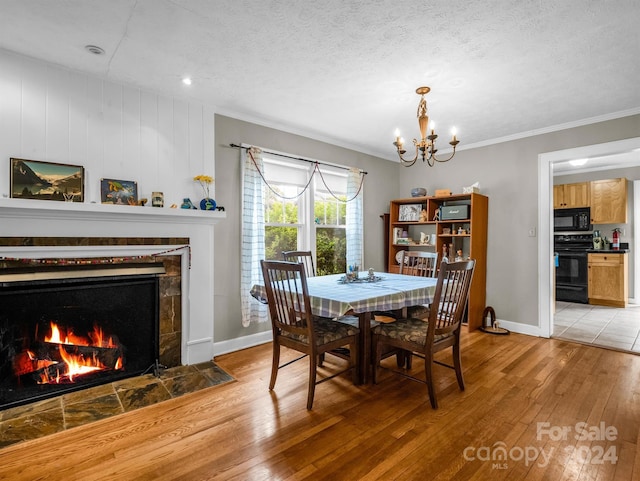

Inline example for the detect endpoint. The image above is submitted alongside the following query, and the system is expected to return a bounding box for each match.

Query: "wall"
[213,115,399,346]
[0,48,215,204]
[398,114,640,330]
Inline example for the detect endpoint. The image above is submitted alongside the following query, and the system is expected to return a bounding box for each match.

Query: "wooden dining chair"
[399,250,439,278]
[282,250,316,277]
[260,260,359,410]
[372,259,475,409]
[400,250,439,320]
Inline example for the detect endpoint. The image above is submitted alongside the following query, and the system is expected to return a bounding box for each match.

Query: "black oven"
[554,207,591,232]
[555,234,592,304]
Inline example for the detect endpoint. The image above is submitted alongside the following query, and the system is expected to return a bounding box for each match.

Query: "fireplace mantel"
[0,198,225,224]
[0,198,226,366]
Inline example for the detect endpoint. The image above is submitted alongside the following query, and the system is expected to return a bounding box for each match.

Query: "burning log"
[20,362,68,385]
[31,342,123,370]
[11,321,125,386]
[14,342,124,385]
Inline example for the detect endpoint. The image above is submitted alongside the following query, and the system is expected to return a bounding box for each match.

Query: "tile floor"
[0,361,234,449]
[553,301,640,353]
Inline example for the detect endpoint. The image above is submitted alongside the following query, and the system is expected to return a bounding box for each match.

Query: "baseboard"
[213,330,273,357]
[492,318,543,337]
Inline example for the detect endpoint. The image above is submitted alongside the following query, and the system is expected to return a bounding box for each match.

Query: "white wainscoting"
[0,48,215,205]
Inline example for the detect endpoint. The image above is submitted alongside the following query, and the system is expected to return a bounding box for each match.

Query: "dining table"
[250,271,438,383]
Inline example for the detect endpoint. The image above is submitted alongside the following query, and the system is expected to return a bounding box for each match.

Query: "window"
[263,156,348,275]
[264,183,303,260]
[314,176,347,276]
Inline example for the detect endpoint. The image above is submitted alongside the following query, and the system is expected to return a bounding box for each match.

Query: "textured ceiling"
[0,0,639,161]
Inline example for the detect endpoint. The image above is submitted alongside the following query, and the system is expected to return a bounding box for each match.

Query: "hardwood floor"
[0,331,638,480]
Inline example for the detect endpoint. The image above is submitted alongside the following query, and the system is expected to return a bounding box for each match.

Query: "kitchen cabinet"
[588,252,628,307]
[388,193,488,330]
[553,182,590,209]
[590,178,627,224]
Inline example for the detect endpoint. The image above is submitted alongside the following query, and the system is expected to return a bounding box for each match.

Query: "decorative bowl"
[411,187,427,197]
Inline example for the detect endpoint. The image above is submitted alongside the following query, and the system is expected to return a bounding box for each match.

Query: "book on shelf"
[392,227,403,244]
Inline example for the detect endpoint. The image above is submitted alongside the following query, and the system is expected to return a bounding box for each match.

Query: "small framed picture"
[10,158,84,202]
[398,204,422,222]
[100,178,138,205]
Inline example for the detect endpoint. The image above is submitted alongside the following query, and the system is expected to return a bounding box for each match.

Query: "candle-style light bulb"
[451,127,457,142]
[394,128,403,147]
[430,121,435,135]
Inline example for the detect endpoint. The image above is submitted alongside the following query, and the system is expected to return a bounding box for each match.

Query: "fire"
[57,345,104,382]
[22,321,125,384]
[44,321,117,348]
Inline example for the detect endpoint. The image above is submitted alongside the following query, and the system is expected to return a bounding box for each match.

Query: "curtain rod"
[229,143,367,175]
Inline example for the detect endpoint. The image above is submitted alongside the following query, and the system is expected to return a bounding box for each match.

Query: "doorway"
[538,137,640,350]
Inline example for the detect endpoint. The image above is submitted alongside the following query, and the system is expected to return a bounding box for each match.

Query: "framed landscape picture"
[10,158,84,202]
[100,178,138,205]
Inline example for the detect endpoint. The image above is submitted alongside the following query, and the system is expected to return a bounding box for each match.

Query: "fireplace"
[0,263,164,410]
[0,202,225,390]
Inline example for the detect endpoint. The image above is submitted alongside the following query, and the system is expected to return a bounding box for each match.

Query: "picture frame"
[398,203,423,222]
[100,178,138,205]
[10,158,84,202]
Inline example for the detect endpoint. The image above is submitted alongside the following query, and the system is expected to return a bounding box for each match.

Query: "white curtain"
[240,146,268,326]
[346,168,364,270]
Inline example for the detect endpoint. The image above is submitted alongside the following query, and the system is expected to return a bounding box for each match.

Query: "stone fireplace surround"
[0,198,225,367]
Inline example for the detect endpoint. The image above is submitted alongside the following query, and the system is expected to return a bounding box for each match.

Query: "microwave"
[554,207,591,232]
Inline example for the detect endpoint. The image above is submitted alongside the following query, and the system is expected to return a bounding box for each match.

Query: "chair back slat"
[282,250,316,277]
[261,260,314,339]
[399,251,439,278]
[429,259,475,335]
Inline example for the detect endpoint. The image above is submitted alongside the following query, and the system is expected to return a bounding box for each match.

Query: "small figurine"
[455,249,464,261]
[181,198,197,209]
[419,209,429,222]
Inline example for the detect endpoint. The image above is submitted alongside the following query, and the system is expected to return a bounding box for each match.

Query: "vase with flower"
[193,174,216,210]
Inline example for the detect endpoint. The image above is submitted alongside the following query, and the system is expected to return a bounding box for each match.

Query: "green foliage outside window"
[316,227,346,275]
[265,226,297,260]
[264,186,348,275]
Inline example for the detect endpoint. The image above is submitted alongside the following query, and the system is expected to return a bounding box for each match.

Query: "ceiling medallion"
[393,86,459,167]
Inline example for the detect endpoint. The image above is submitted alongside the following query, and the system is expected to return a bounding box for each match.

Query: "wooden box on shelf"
[387,193,488,331]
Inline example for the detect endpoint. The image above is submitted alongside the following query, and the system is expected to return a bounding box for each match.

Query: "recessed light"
[84,45,105,55]
[182,77,192,86]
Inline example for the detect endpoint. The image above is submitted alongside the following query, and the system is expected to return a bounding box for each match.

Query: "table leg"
[357,311,372,384]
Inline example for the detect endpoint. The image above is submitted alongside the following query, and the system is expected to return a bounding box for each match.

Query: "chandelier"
[393,86,460,167]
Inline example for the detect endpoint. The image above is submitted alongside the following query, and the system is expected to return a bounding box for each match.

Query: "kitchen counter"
[586,249,629,254]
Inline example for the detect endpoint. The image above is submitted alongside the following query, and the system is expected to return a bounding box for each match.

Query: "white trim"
[461,108,640,152]
[635,180,640,302]
[213,330,273,357]
[538,137,640,339]
[0,198,225,224]
[495,319,542,337]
